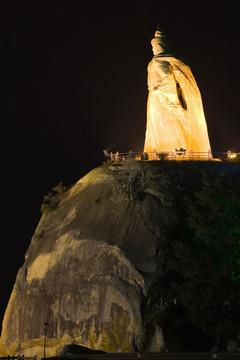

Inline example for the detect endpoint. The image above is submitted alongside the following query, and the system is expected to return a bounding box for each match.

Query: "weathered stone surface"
[144,30,211,155]
[0,163,176,357]
[3,161,238,355]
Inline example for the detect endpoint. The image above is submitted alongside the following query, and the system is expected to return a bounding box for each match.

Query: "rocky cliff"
[1,160,237,357]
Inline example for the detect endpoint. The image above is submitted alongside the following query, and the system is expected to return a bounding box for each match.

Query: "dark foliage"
[40,182,70,214]
[161,171,240,349]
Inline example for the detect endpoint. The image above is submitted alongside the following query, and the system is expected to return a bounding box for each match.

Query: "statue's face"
[152,43,165,56]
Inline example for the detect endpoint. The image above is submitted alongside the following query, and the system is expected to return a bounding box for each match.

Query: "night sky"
[2,0,240,328]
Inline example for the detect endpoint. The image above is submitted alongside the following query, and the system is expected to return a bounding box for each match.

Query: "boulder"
[0,162,177,357]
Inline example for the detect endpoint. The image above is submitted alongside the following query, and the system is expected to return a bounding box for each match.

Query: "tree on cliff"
[161,172,240,349]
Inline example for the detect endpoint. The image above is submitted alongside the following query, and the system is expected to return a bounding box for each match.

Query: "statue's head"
[151,30,170,55]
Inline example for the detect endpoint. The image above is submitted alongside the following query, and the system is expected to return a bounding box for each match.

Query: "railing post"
[189,150,193,160]
[208,150,212,160]
[153,149,157,160]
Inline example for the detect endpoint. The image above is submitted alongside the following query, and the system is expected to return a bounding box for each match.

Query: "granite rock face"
[0,162,178,357]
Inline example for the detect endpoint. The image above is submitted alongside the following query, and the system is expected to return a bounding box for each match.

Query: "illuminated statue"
[144,31,211,156]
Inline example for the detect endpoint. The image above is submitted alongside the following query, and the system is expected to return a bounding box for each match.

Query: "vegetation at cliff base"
[161,171,240,350]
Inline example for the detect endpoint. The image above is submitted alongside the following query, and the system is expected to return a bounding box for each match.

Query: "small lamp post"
[42,322,49,359]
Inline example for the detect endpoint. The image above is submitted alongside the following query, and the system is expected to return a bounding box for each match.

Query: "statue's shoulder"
[149,56,173,74]
[152,54,175,65]
[153,54,188,66]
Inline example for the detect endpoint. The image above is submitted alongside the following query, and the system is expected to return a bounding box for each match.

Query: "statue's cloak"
[144,54,211,154]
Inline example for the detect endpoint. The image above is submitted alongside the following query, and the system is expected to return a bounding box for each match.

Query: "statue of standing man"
[144,30,211,157]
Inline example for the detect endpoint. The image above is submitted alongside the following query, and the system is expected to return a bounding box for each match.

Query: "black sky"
[2,0,240,327]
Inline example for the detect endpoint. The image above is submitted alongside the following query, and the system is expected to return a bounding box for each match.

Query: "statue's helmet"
[151,30,170,55]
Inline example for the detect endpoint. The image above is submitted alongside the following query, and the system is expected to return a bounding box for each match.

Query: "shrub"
[40,182,70,214]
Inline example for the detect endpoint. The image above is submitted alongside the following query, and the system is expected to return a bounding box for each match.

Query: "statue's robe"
[144,54,211,155]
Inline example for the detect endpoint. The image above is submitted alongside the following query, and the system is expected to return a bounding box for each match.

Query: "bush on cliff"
[40,182,70,214]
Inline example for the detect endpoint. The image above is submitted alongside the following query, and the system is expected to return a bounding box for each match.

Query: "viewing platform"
[104,150,240,162]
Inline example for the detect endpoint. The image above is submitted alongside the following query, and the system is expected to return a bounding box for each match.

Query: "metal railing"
[104,150,240,162]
